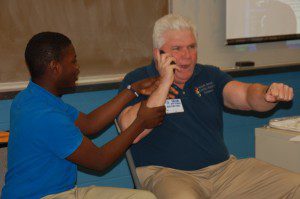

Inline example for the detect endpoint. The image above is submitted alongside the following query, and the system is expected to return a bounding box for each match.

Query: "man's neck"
[174,82,185,90]
[32,78,60,97]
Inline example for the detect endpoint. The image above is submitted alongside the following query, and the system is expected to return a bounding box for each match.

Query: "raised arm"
[223,81,293,112]
[119,50,179,143]
[118,81,171,143]
[75,77,159,136]
[67,100,165,172]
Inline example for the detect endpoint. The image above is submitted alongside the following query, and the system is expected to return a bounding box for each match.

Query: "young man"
[118,14,300,199]
[1,32,166,198]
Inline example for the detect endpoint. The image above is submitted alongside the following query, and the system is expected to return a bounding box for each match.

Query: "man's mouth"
[179,65,190,69]
[75,71,80,81]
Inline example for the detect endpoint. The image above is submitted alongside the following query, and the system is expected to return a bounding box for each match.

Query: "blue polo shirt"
[119,63,233,170]
[2,81,83,198]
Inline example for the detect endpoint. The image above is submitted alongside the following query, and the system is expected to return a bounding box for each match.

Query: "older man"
[118,14,300,199]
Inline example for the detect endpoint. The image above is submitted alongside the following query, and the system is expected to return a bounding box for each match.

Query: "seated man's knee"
[147,174,203,199]
[133,190,157,199]
[152,187,200,199]
[287,172,300,186]
[170,189,200,199]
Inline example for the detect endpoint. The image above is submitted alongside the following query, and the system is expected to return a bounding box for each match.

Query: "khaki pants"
[137,156,300,199]
[42,186,156,199]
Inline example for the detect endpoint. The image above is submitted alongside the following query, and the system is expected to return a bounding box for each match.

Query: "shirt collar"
[186,64,201,84]
[27,80,66,109]
[146,59,159,77]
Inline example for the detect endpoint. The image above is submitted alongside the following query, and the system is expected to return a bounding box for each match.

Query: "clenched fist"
[265,83,294,103]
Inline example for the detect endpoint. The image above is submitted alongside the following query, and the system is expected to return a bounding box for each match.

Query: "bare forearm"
[92,119,144,171]
[70,96,166,172]
[68,119,145,172]
[247,83,277,112]
[120,83,170,129]
[77,89,137,135]
[119,83,169,132]
[87,91,132,127]
[146,83,170,108]
[118,103,152,142]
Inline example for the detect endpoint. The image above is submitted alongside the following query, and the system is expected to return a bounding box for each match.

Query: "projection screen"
[226,0,300,44]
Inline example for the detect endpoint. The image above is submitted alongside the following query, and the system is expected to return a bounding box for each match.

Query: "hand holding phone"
[159,50,176,65]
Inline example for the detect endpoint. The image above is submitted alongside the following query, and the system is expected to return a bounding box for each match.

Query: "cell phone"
[159,50,165,54]
[159,50,176,65]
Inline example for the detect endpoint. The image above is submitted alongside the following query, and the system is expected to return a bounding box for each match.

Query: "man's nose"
[181,48,191,59]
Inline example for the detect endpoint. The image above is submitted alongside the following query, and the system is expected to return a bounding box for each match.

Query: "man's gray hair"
[153,14,197,49]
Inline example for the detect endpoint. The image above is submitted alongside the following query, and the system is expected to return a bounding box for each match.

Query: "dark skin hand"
[67,100,165,172]
[75,76,177,136]
[131,77,159,96]
[75,77,160,136]
[67,76,167,172]
[136,100,165,128]
[132,76,179,99]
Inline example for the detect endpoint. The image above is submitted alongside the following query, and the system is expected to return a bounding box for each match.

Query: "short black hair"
[25,32,72,79]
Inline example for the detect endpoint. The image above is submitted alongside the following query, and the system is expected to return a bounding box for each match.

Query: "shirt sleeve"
[212,67,233,105]
[64,102,80,122]
[37,111,83,159]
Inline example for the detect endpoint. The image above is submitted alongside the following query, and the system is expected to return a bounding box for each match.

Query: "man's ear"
[49,60,61,76]
[153,48,159,61]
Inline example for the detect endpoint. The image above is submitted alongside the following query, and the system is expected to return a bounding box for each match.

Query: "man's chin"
[174,74,192,85]
[58,83,77,95]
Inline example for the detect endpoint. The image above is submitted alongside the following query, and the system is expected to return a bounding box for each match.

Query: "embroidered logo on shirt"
[194,87,201,97]
[195,81,215,97]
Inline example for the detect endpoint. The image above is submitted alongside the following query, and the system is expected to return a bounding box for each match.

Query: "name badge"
[165,99,184,114]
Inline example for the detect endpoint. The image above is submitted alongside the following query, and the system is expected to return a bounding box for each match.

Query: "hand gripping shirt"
[119,63,233,170]
[2,81,83,198]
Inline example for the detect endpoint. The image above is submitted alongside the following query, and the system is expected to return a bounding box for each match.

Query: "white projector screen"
[226,0,300,44]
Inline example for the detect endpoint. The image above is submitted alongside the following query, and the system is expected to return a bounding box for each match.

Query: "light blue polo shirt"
[2,81,83,198]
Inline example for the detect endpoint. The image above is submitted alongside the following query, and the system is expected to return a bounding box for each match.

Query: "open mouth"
[179,65,190,69]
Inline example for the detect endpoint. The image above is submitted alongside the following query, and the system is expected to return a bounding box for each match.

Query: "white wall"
[171,0,300,68]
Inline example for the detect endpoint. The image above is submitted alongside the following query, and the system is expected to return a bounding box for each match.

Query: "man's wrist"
[127,84,139,97]
[132,117,145,133]
[157,83,171,92]
[160,76,173,86]
[265,85,271,94]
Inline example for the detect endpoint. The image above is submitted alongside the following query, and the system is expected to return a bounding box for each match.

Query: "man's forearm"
[76,89,137,135]
[68,118,145,172]
[147,83,170,107]
[119,83,170,129]
[119,82,170,141]
[247,83,277,112]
